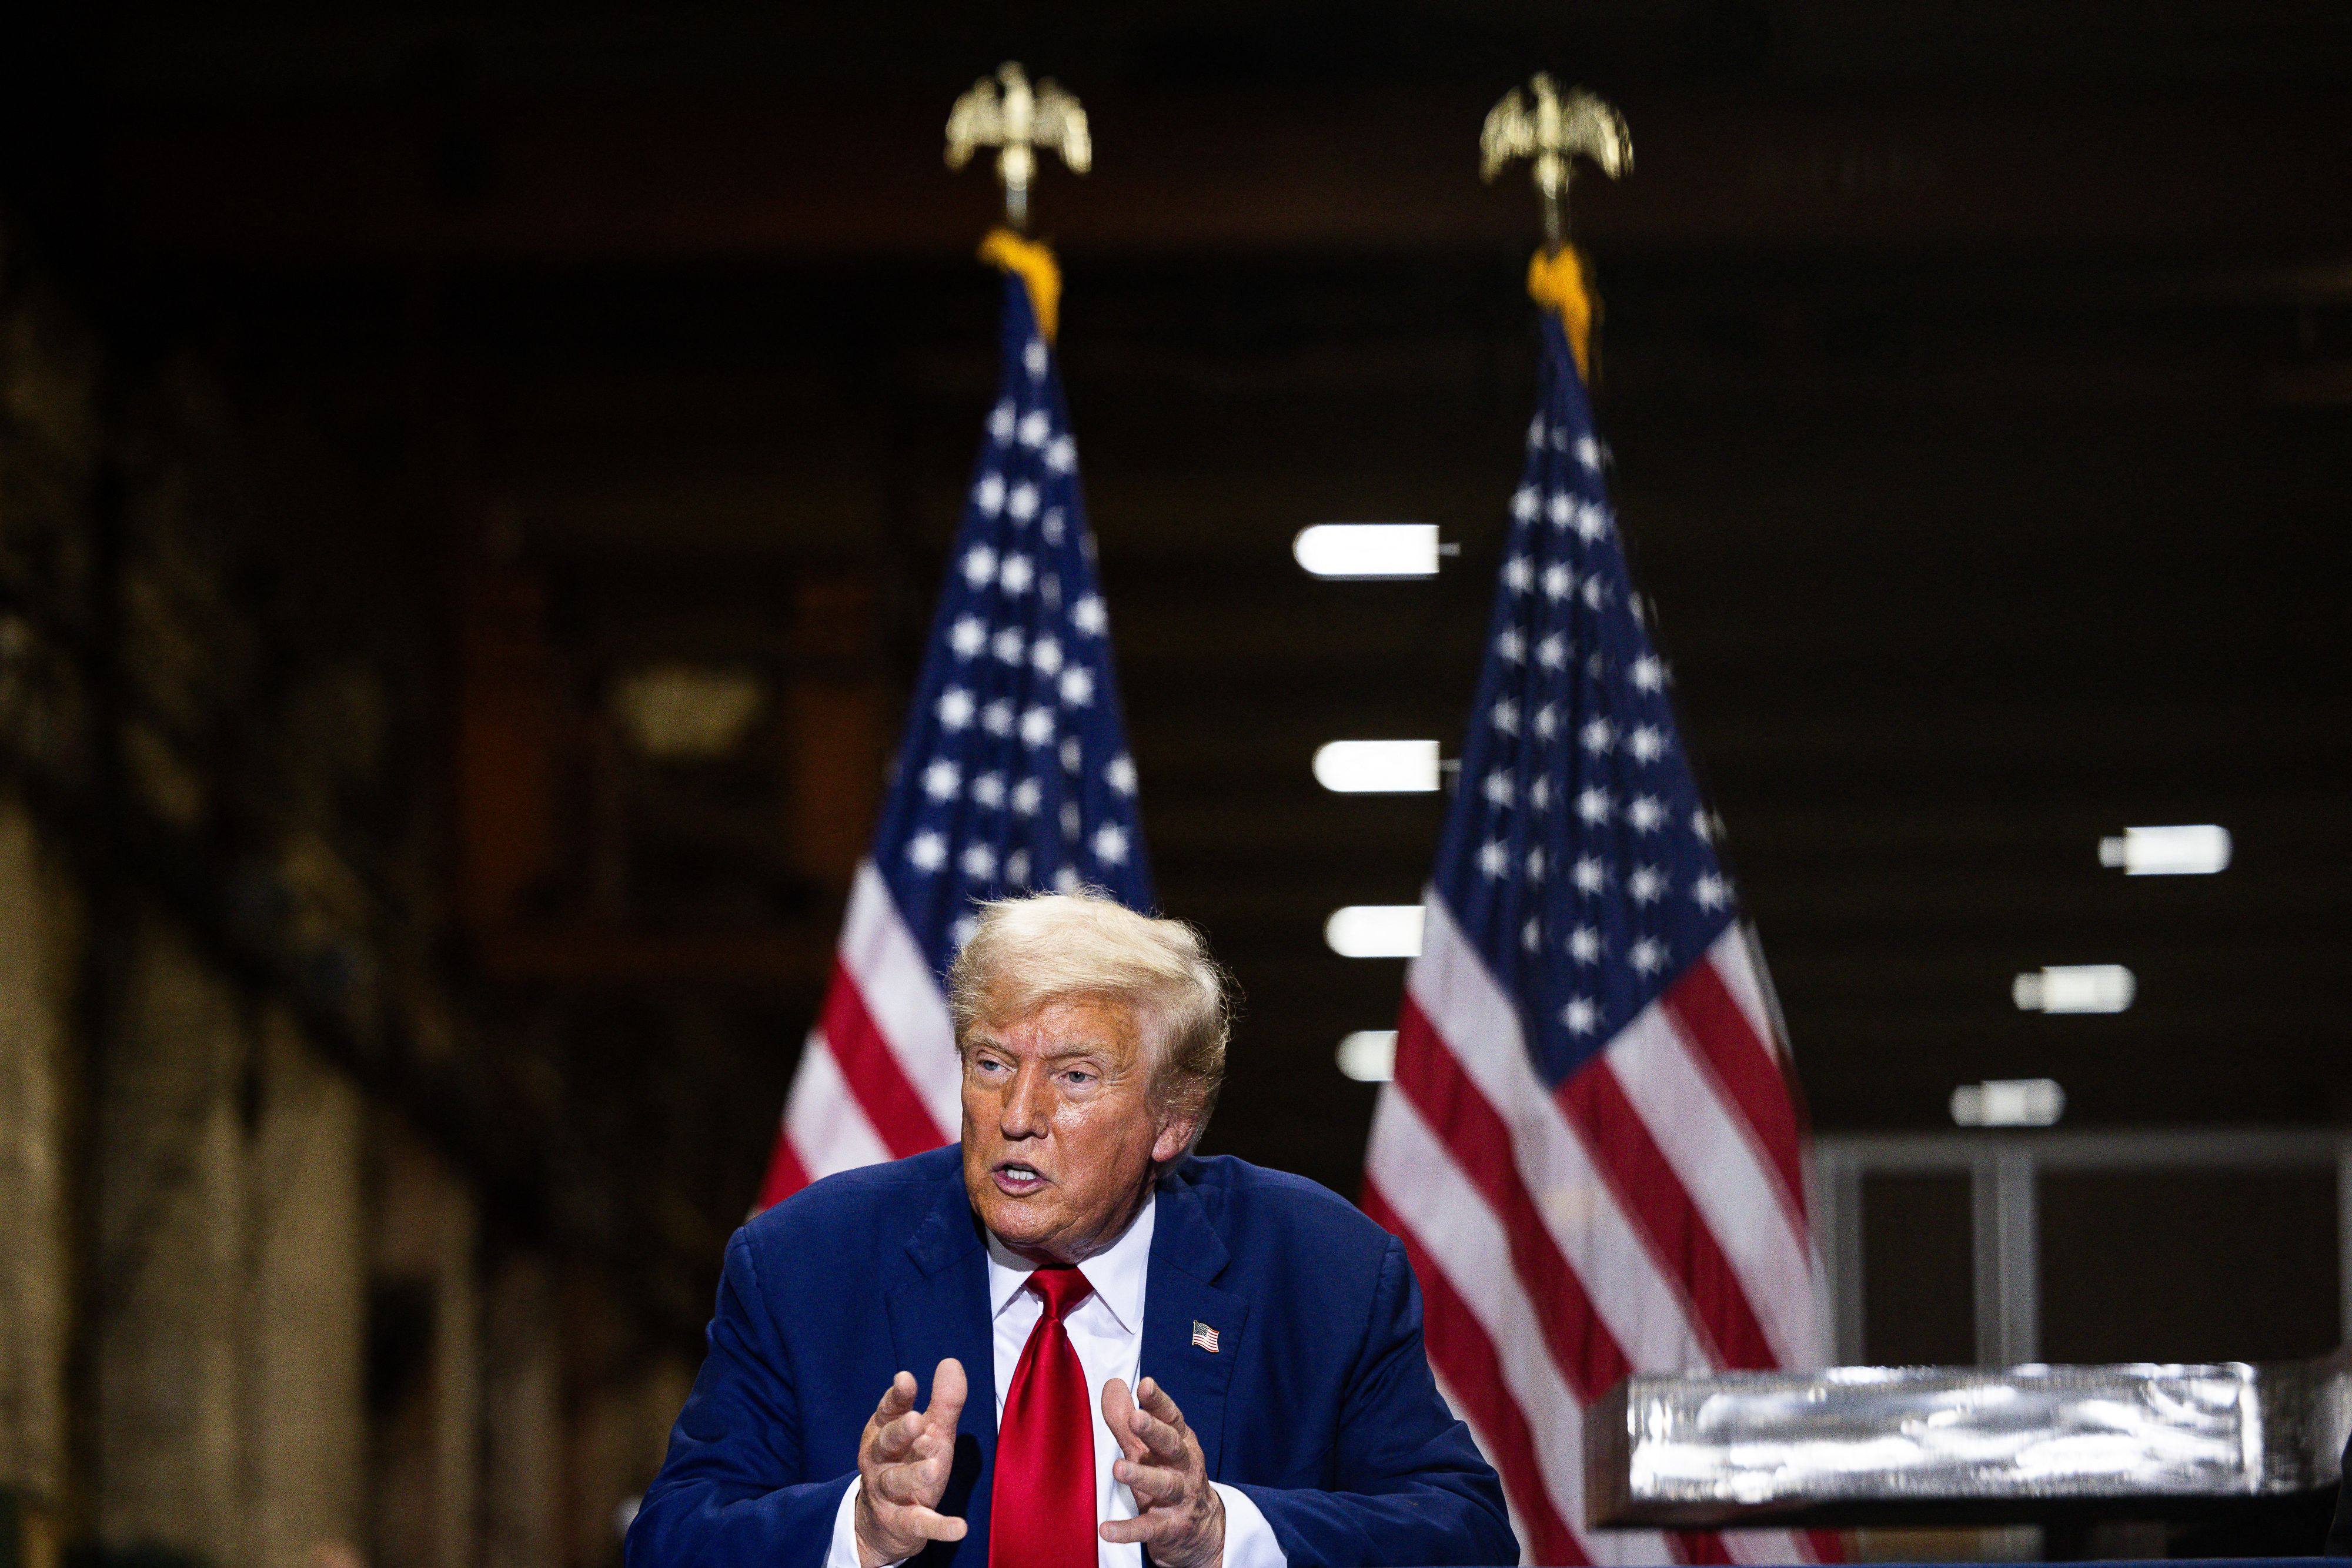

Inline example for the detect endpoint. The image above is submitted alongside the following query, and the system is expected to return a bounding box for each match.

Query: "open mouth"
[991,1161,1049,1195]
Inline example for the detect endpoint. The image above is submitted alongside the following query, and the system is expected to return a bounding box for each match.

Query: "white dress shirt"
[826,1193,1285,1567]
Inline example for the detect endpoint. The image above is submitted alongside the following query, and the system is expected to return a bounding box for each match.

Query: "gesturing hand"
[1100,1376,1225,1568]
[853,1358,970,1568]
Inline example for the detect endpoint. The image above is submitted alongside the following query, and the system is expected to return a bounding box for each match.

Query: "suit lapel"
[886,1161,997,1565]
[1137,1168,1250,1480]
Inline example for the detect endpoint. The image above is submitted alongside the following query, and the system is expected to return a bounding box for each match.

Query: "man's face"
[960,994,1194,1264]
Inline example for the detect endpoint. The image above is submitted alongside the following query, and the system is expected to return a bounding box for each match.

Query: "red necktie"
[990,1266,1097,1568]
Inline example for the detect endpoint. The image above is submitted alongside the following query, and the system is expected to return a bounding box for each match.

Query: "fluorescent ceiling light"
[1325,905,1425,958]
[2099,824,2231,875]
[2012,965,2135,1014]
[1293,524,1442,579]
[1313,740,1442,794]
[1336,1031,1398,1082]
[1951,1079,2065,1128]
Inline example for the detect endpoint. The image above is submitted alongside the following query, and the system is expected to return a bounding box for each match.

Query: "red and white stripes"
[758,861,957,1209]
[1365,894,1831,1564]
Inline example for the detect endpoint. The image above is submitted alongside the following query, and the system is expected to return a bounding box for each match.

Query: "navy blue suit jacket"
[626,1145,1516,1568]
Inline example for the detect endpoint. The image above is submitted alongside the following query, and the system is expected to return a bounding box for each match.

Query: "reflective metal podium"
[1589,1348,2352,1528]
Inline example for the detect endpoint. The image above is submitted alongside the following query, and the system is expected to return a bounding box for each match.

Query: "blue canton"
[873,273,1154,978]
[1433,313,1739,1086]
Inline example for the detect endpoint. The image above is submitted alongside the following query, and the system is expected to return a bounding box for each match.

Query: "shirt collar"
[983,1189,1155,1338]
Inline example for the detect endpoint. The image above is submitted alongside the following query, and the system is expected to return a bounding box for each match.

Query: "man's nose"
[1000,1062,1051,1138]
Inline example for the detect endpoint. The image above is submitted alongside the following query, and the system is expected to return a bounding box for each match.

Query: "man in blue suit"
[627,892,1516,1568]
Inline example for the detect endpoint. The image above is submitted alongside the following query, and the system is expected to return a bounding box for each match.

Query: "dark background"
[1,5,2348,1563]
[17,0,2352,1314]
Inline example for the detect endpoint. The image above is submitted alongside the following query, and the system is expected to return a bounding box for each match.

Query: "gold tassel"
[979,228,1063,343]
[1526,246,1593,380]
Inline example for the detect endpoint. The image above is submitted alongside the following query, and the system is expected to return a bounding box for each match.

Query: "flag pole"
[946,61,1093,236]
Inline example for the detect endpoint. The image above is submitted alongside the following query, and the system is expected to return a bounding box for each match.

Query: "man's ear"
[1149,1112,1198,1167]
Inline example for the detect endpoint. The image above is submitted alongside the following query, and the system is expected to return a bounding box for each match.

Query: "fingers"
[855,1449,970,1568]
[1114,1457,1187,1506]
[1135,1376,1186,1427]
[866,1455,929,1505]
[871,1406,930,1463]
[867,1426,953,1502]
[1123,1407,1184,1463]
[1120,1380,1188,1464]
[1100,1378,1151,1462]
[871,1369,918,1426]
[923,1357,968,1435]
[1098,1513,1155,1546]
[1105,1375,1205,1547]
[864,1371,927,1466]
[1098,1511,1177,1546]
[871,1501,969,1544]
[868,1372,917,1451]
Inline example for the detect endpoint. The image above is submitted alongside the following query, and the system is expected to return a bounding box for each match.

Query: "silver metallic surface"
[1589,1349,2352,1527]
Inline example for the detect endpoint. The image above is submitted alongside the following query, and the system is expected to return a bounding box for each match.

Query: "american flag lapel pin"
[1191,1320,1220,1353]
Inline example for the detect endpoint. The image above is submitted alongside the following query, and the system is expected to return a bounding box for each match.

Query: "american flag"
[1362,258,1831,1565]
[759,243,1152,1206]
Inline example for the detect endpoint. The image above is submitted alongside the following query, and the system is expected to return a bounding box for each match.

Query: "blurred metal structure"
[1589,1348,2352,1527]
[1479,75,1631,250]
[1588,1132,2352,1529]
[1812,1130,2352,1368]
[945,62,1091,234]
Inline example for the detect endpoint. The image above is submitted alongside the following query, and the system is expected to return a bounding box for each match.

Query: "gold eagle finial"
[946,62,1092,234]
[1481,75,1631,251]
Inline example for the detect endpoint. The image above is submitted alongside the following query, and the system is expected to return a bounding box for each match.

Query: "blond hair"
[947,890,1231,1135]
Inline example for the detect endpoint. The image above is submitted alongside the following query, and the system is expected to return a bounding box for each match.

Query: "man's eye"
[1063,1069,1095,1086]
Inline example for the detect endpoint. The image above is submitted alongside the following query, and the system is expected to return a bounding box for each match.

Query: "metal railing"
[1810,1129,2352,1368]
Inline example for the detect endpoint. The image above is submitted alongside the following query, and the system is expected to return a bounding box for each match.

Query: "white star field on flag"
[871,279,1152,976]
[1429,337,1745,1084]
